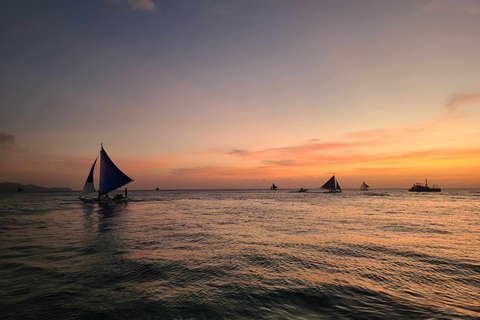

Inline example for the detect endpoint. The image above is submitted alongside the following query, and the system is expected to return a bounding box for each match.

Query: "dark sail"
[81,157,97,196]
[360,181,369,190]
[336,181,341,190]
[321,175,336,190]
[271,183,277,190]
[99,146,133,195]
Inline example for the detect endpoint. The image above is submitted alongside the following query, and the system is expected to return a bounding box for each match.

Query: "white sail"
[99,146,133,196]
[81,157,97,196]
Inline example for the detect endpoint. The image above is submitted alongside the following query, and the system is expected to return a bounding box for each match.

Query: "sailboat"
[360,181,369,191]
[270,183,278,190]
[321,175,342,193]
[79,144,133,203]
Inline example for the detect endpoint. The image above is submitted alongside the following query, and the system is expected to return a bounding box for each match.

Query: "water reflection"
[2,190,479,319]
[80,202,130,264]
[81,202,129,233]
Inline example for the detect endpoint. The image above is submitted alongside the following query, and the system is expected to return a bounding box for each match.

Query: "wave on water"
[366,192,391,197]
[1,190,479,319]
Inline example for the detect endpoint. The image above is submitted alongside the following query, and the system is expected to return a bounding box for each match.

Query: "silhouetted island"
[0,182,72,193]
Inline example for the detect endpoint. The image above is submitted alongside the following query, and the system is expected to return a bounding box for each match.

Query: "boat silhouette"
[321,175,342,193]
[360,181,369,191]
[79,144,133,203]
[409,179,441,192]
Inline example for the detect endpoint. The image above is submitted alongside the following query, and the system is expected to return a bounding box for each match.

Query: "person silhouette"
[125,188,128,197]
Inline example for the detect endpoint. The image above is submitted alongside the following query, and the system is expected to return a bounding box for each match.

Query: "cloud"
[194,90,480,179]
[207,140,379,162]
[261,159,297,166]
[210,92,480,165]
[229,149,254,157]
[445,93,480,114]
[0,133,15,150]
[0,133,15,145]
[171,165,277,178]
[108,0,156,11]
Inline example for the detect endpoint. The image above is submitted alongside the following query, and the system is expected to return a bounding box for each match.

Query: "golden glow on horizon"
[2,98,480,190]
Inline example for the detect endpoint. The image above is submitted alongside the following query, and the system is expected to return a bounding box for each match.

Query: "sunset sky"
[1,0,480,190]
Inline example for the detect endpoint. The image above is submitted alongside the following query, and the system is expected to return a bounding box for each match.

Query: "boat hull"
[79,197,131,203]
[408,189,441,192]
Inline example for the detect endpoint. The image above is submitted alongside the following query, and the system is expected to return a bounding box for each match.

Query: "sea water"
[1,190,479,319]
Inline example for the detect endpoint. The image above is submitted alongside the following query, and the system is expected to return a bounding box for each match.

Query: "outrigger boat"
[360,180,369,191]
[270,183,278,190]
[321,175,342,193]
[79,144,133,203]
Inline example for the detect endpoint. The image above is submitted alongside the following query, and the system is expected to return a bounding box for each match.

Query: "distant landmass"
[0,182,72,193]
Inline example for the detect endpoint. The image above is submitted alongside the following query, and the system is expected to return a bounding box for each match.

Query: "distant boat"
[298,188,308,192]
[270,183,278,190]
[79,144,133,203]
[409,179,441,192]
[321,175,342,193]
[360,181,369,191]
[17,187,23,192]
[156,187,160,191]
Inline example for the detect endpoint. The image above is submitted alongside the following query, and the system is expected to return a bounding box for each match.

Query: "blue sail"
[99,146,133,195]
[81,157,97,196]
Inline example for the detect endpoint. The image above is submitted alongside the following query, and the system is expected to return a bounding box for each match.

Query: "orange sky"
[1,1,480,189]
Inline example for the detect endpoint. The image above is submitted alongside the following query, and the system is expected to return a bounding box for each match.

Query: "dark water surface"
[1,190,479,319]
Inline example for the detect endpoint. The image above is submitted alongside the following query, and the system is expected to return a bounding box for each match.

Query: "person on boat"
[105,194,109,199]
[125,188,128,198]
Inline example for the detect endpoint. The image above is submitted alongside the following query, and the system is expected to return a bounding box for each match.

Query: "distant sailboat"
[360,181,369,191]
[156,187,160,191]
[270,183,278,190]
[79,144,133,203]
[321,175,342,193]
